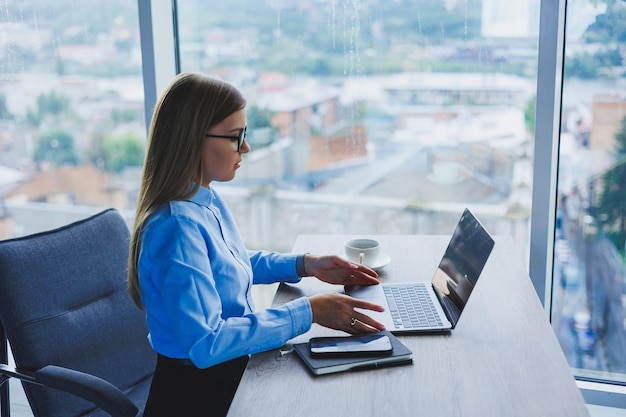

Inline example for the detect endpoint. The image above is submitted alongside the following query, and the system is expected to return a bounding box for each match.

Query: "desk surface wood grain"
[228,235,589,417]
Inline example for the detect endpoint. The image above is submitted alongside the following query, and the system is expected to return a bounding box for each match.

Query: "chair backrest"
[0,208,156,417]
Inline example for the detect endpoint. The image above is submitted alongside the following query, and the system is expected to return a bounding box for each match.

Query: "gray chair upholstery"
[0,208,156,417]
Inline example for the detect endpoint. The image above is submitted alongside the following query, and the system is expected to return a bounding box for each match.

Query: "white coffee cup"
[345,238,381,267]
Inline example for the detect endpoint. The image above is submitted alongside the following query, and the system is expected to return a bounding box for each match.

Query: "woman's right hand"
[308,292,386,334]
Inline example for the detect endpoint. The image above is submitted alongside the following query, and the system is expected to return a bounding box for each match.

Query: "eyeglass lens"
[237,127,247,152]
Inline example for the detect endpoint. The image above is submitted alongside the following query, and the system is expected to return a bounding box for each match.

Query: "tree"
[36,90,70,118]
[584,2,626,43]
[0,94,13,119]
[246,106,276,148]
[595,116,626,252]
[99,133,145,173]
[27,91,71,126]
[565,53,601,79]
[247,105,273,129]
[524,98,536,135]
[33,129,79,166]
[111,109,139,124]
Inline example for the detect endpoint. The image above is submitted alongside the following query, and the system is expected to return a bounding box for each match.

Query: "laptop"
[345,208,495,333]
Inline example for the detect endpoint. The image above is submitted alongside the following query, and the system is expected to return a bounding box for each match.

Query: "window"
[550,0,626,398]
[531,0,626,407]
[0,1,144,414]
[3,0,626,411]
[169,0,539,253]
[0,0,144,236]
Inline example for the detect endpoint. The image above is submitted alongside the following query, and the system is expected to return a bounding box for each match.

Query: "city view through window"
[176,0,537,253]
[0,0,626,409]
[553,0,626,385]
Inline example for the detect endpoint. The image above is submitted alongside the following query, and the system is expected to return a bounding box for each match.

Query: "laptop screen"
[431,208,495,328]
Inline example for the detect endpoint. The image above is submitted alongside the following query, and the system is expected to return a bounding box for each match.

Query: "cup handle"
[359,252,364,265]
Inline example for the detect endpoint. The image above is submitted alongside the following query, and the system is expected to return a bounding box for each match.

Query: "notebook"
[293,331,413,375]
[345,208,495,333]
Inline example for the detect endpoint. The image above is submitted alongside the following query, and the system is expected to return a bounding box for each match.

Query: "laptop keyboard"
[383,284,443,329]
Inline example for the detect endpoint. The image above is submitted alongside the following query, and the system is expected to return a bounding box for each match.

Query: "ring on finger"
[350,317,357,326]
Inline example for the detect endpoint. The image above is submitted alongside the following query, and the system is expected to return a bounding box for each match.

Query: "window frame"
[529,0,565,310]
[530,0,626,406]
[138,0,177,132]
[138,0,626,407]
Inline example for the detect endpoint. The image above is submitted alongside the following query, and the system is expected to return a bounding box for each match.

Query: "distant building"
[255,78,366,178]
[57,43,117,66]
[481,0,539,38]
[0,165,23,199]
[6,165,127,210]
[381,72,533,108]
[589,94,626,153]
[0,22,51,52]
[257,79,340,138]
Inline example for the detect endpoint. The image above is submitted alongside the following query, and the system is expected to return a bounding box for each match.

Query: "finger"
[348,272,380,285]
[347,316,384,333]
[336,256,378,275]
[351,299,385,312]
[347,261,378,276]
[353,312,386,331]
[345,316,359,334]
[344,270,379,287]
[355,263,378,276]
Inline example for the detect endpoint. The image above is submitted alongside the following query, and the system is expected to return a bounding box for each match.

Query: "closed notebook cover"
[293,330,413,376]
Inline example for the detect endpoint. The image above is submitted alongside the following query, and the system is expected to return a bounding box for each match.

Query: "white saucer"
[368,253,391,270]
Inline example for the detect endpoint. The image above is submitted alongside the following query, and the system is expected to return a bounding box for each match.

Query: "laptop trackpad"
[353,307,395,329]
[345,284,385,300]
[345,285,394,328]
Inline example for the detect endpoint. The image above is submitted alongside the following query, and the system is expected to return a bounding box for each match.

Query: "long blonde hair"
[128,72,246,308]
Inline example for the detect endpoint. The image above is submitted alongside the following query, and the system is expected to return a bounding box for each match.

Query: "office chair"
[0,208,156,417]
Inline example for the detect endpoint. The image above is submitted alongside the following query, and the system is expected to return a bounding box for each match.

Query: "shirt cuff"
[286,297,313,335]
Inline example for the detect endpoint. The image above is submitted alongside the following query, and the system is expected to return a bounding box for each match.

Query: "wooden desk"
[228,235,589,417]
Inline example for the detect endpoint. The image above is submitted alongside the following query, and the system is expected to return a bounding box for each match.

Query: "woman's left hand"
[304,254,379,286]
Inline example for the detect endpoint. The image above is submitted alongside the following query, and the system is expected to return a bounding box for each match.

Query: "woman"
[128,72,385,417]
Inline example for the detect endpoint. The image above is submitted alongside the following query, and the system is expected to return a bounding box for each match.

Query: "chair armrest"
[0,363,38,386]
[0,364,138,417]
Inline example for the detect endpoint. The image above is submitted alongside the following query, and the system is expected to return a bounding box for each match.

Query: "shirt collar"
[188,185,214,207]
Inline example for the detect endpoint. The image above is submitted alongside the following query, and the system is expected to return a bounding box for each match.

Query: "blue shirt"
[138,185,313,369]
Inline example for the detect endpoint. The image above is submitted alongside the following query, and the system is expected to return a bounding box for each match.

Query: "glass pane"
[0,0,145,238]
[553,0,626,385]
[176,0,540,254]
[0,1,144,414]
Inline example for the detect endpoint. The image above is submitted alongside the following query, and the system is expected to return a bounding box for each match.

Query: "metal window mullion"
[138,0,178,133]
[529,0,566,310]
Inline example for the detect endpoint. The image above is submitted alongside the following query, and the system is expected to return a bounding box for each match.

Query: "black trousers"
[143,354,249,417]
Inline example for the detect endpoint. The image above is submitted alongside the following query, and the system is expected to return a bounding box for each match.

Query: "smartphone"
[309,334,392,357]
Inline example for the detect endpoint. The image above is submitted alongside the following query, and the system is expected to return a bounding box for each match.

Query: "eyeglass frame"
[205,125,247,152]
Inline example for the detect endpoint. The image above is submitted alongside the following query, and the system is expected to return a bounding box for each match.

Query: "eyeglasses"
[205,125,247,153]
